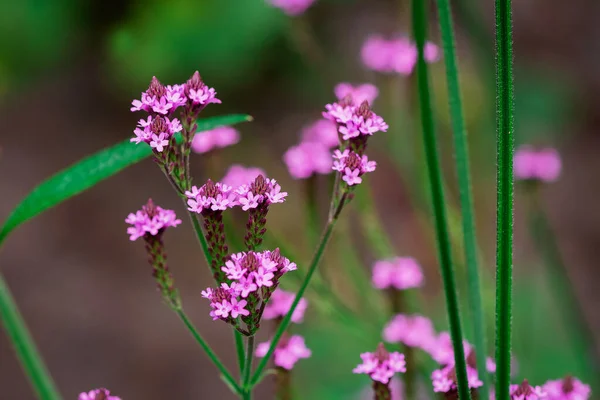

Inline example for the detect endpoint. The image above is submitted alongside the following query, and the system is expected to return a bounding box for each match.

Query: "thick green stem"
[234,330,246,377]
[411,0,471,399]
[433,0,490,397]
[0,274,62,400]
[494,0,514,398]
[250,196,346,385]
[242,335,255,399]
[176,309,242,395]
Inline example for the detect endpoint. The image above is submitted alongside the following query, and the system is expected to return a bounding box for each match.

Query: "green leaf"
[0,114,252,246]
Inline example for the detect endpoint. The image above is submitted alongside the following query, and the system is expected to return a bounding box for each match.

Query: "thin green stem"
[234,330,246,377]
[175,309,242,395]
[433,0,489,396]
[250,196,346,386]
[411,0,471,399]
[0,274,62,400]
[494,0,514,398]
[242,335,255,399]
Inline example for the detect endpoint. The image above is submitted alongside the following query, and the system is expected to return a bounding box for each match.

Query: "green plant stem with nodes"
[433,0,490,397]
[494,0,514,398]
[250,193,348,386]
[234,330,246,376]
[0,274,62,400]
[176,308,242,395]
[242,335,256,399]
[411,0,471,399]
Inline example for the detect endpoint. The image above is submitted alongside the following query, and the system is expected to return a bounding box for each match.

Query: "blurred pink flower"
[372,257,424,290]
[431,364,483,393]
[383,314,437,348]
[191,126,240,154]
[361,35,440,75]
[514,146,561,182]
[256,335,311,370]
[284,141,333,179]
[422,331,472,366]
[79,388,121,400]
[301,119,339,148]
[334,83,379,105]
[543,376,590,400]
[262,288,308,323]
[353,344,406,384]
[221,165,266,188]
[266,0,316,16]
[510,380,546,400]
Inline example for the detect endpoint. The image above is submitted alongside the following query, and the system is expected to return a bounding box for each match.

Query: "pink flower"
[301,119,339,148]
[262,288,308,323]
[253,267,275,288]
[185,180,237,213]
[233,276,258,298]
[221,165,266,188]
[229,298,250,318]
[284,141,333,179]
[78,388,121,400]
[130,115,182,151]
[511,380,547,400]
[239,192,262,211]
[543,377,590,400]
[514,146,561,182]
[343,168,362,185]
[372,257,424,290]
[256,335,312,370]
[361,35,439,75]
[334,83,379,105]
[422,331,472,366]
[431,364,483,393]
[383,314,436,348]
[266,0,316,16]
[125,199,181,241]
[234,175,288,209]
[353,344,406,384]
[191,126,241,154]
[185,71,221,106]
[150,132,169,152]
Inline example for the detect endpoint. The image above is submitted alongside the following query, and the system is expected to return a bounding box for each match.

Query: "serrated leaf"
[0,114,252,245]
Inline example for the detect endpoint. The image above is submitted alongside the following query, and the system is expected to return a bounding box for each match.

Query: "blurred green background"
[1,0,599,399]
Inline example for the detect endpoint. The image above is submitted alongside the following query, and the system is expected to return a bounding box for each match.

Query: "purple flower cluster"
[255,335,312,370]
[202,250,297,322]
[353,343,406,384]
[131,116,182,152]
[514,146,562,182]
[372,256,424,290]
[191,126,240,154]
[125,200,181,241]
[78,388,121,400]
[361,35,439,75]
[544,376,591,400]
[185,175,287,214]
[332,149,377,186]
[266,0,316,16]
[431,363,483,393]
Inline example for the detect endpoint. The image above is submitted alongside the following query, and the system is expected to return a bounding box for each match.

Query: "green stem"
[494,0,514,398]
[242,335,255,399]
[433,0,490,397]
[250,196,346,385]
[0,274,62,400]
[411,0,471,399]
[234,330,246,377]
[176,309,242,395]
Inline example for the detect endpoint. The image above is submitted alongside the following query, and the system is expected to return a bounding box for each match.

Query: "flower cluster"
[125,199,181,241]
[361,35,439,75]
[255,335,312,370]
[353,343,406,384]
[544,376,590,400]
[202,250,296,332]
[266,0,316,16]
[514,146,562,182]
[511,380,547,400]
[431,363,483,393]
[131,116,182,152]
[372,256,424,290]
[191,126,240,154]
[332,149,377,186]
[383,314,436,348]
[79,388,121,400]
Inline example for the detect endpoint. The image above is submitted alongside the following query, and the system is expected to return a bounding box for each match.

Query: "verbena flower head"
[544,376,590,400]
[431,364,483,393]
[284,141,333,179]
[332,149,377,186]
[324,100,388,141]
[511,380,547,400]
[514,146,562,182]
[334,83,379,105]
[191,126,240,154]
[221,165,266,188]
[301,119,339,148]
[372,256,424,290]
[235,174,288,211]
[131,76,187,115]
[256,334,312,370]
[125,199,181,241]
[361,35,439,75]
[262,288,308,323]
[78,388,121,400]
[266,0,316,16]
[131,115,182,152]
[353,343,406,384]
[423,331,473,366]
[184,71,221,106]
[383,314,436,348]
[185,180,237,214]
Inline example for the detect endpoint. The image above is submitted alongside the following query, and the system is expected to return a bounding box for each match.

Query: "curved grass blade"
[0,114,252,246]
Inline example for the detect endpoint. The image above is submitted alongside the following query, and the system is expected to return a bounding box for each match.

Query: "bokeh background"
[1,0,599,399]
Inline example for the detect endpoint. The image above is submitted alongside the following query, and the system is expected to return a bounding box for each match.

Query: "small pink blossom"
[383,314,436,348]
[78,388,121,400]
[334,83,379,105]
[514,146,562,182]
[283,141,333,179]
[353,344,406,384]
[229,298,250,318]
[361,35,439,75]
[511,380,547,400]
[150,132,169,152]
[130,115,182,151]
[262,288,308,323]
[266,0,316,16]
[191,126,241,154]
[256,335,312,370]
[185,180,237,213]
[301,119,339,148]
[125,199,181,241]
[372,257,424,290]
[253,267,275,288]
[543,376,590,400]
[431,364,483,393]
[422,331,473,366]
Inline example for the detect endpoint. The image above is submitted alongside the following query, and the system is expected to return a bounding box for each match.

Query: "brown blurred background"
[1,0,599,399]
